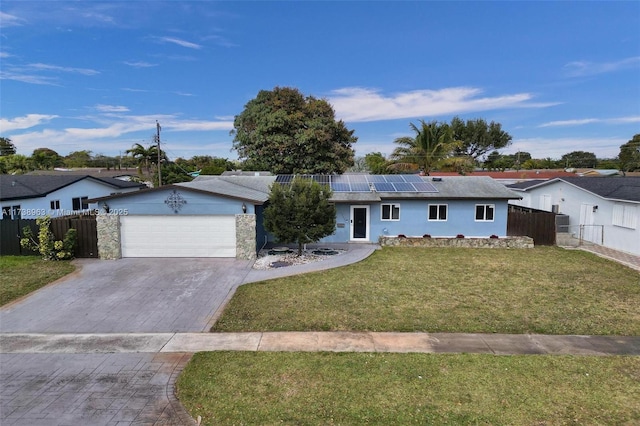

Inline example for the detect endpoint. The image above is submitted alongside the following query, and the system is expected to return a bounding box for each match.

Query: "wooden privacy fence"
[0,215,98,258]
[0,218,39,256]
[507,208,557,246]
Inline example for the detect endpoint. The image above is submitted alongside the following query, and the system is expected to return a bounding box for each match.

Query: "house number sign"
[165,190,187,213]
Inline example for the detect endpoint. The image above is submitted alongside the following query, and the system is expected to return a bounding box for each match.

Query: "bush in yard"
[263,177,336,256]
[20,216,76,260]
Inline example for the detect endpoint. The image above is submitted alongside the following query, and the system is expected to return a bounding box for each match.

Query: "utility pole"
[156,121,162,187]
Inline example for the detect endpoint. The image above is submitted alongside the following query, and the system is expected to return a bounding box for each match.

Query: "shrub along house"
[90,174,521,260]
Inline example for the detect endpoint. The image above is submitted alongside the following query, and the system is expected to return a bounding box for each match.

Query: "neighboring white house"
[1,175,145,219]
[508,177,640,255]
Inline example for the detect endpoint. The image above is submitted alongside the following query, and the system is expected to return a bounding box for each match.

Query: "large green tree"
[263,177,336,256]
[561,151,597,168]
[31,148,62,169]
[0,137,17,156]
[64,150,93,168]
[618,134,640,173]
[231,87,357,174]
[390,120,459,175]
[365,152,391,174]
[451,117,512,160]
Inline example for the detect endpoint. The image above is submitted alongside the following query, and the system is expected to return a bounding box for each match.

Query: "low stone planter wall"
[379,235,534,249]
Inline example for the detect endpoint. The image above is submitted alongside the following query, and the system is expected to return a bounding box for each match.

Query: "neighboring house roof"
[0,175,146,202]
[430,170,577,181]
[221,171,273,176]
[507,177,640,203]
[507,180,548,190]
[27,168,141,179]
[576,169,621,177]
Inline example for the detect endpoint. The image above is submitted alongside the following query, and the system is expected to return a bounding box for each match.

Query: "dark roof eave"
[88,185,266,205]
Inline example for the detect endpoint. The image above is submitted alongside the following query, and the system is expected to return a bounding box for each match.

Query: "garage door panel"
[121,216,236,257]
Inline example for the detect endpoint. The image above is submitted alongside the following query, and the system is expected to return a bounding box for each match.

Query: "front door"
[350,205,369,241]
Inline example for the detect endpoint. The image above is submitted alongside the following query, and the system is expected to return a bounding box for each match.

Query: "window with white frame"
[475,204,495,221]
[428,204,447,221]
[381,203,400,221]
[612,203,637,229]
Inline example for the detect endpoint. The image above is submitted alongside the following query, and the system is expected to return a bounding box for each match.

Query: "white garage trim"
[121,215,236,257]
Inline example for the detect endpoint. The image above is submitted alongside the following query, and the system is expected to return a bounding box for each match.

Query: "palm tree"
[389,120,459,175]
[126,143,158,175]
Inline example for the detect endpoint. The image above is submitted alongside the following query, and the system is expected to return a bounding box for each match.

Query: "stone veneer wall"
[96,214,122,260]
[236,214,257,260]
[379,235,534,249]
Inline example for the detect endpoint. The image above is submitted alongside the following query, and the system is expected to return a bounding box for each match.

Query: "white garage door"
[121,215,236,258]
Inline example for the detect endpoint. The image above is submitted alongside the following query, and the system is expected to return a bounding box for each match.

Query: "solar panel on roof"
[366,175,387,183]
[275,175,293,183]
[412,182,438,192]
[373,182,395,192]
[402,175,423,183]
[393,182,416,192]
[350,182,371,192]
[385,175,405,183]
[313,175,330,185]
[332,175,348,183]
[348,174,368,183]
[331,182,351,192]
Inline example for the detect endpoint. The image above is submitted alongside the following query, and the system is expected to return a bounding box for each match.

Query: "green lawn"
[213,247,640,335]
[179,247,640,424]
[177,352,640,426]
[0,256,75,306]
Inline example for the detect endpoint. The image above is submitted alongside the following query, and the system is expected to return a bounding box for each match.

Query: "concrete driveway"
[1,257,254,425]
[1,257,253,333]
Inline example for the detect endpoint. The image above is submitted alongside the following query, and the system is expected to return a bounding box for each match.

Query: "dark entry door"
[351,206,368,240]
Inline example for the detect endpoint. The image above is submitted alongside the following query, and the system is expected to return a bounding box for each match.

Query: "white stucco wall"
[510,181,640,255]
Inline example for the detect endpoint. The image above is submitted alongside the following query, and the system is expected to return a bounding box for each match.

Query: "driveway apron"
[0,258,253,333]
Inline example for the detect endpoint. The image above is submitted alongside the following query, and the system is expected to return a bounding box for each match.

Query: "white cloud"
[329,87,556,122]
[0,114,58,132]
[167,120,233,132]
[539,119,599,127]
[28,63,100,76]
[0,11,25,28]
[6,113,233,156]
[539,116,640,127]
[94,104,130,113]
[0,70,59,85]
[124,61,158,68]
[0,52,12,58]
[156,36,202,49]
[564,56,640,77]
[173,91,195,97]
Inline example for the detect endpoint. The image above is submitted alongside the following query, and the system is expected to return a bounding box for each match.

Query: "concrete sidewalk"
[577,243,640,272]
[2,332,639,356]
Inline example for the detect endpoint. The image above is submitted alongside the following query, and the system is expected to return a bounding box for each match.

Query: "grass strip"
[178,352,640,426]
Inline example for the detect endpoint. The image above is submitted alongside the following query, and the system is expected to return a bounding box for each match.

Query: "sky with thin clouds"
[0,1,638,163]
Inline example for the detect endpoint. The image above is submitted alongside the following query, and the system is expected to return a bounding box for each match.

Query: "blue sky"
[1,1,639,164]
